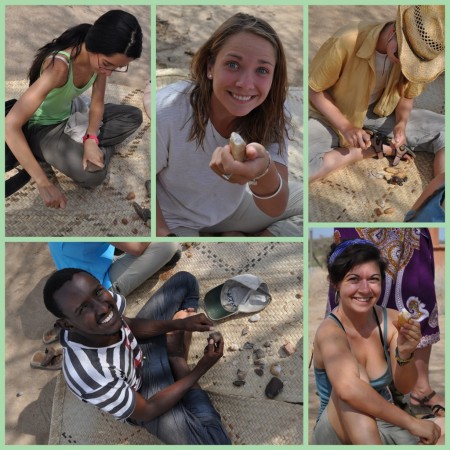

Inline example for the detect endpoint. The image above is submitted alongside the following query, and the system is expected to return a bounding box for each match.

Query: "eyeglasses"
[97,54,128,73]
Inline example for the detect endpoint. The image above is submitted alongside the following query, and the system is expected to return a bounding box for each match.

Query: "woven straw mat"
[5,80,150,237]
[310,152,434,222]
[155,68,303,182]
[49,242,303,445]
[309,74,444,222]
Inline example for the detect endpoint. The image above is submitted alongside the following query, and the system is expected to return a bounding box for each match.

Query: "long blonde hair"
[189,13,290,153]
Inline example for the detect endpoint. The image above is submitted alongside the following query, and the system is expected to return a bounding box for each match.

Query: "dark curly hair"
[327,242,387,287]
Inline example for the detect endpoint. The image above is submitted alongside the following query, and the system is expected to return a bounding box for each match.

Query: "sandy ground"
[308,5,397,60]
[6,5,150,89]
[156,5,302,87]
[307,249,445,442]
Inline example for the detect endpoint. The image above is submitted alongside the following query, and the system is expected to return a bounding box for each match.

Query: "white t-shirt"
[156,81,289,231]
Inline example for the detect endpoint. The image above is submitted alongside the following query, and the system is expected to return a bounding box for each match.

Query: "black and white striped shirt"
[60,291,143,420]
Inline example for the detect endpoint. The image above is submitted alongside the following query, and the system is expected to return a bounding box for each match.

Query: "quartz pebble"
[270,363,282,376]
[249,314,261,322]
[228,343,239,352]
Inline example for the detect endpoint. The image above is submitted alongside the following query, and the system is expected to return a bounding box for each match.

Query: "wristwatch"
[83,133,99,145]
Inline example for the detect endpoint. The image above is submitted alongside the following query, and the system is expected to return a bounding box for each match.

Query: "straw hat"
[396,5,445,83]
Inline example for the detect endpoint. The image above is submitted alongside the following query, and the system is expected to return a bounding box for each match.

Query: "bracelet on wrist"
[250,173,283,200]
[248,153,271,186]
[395,346,415,366]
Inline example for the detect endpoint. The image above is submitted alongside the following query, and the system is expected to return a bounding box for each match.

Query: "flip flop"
[30,347,63,370]
[42,325,60,345]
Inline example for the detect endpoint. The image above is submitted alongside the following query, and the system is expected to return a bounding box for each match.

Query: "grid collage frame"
[1,0,447,447]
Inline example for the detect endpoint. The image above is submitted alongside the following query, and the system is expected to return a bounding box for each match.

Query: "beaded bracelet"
[250,173,283,200]
[395,346,415,366]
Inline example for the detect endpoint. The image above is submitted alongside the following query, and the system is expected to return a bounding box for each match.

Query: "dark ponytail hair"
[28,23,91,84]
[28,10,142,85]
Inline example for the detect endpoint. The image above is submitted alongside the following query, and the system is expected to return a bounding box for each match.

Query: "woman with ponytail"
[5,10,143,208]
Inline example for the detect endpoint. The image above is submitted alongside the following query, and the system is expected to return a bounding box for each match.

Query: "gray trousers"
[172,180,303,237]
[109,242,179,297]
[132,271,231,445]
[24,103,143,187]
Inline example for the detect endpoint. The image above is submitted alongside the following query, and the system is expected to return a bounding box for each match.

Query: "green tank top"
[29,51,97,126]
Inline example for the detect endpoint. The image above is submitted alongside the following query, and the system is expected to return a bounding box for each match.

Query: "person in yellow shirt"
[308,5,444,195]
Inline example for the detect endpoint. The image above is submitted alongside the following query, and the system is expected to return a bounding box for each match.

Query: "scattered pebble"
[254,358,267,366]
[384,207,395,214]
[233,380,246,387]
[126,191,136,200]
[113,218,118,225]
[270,363,282,376]
[374,207,383,216]
[16,392,24,397]
[263,341,271,348]
[236,369,247,381]
[132,228,138,235]
[208,332,223,349]
[121,218,129,225]
[241,326,249,336]
[265,377,284,399]
[228,343,239,352]
[283,341,296,356]
[253,348,265,360]
[243,342,254,350]
[249,314,261,322]
[254,368,264,377]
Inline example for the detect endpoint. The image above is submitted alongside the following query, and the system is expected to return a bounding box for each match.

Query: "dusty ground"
[6,5,150,88]
[156,5,302,86]
[309,5,397,60]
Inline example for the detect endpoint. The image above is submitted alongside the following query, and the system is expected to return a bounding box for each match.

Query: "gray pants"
[25,103,143,187]
[133,271,231,445]
[311,407,419,445]
[309,106,445,176]
[172,180,303,237]
[109,242,179,297]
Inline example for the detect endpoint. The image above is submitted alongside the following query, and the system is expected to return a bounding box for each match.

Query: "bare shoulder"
[40,56,70,88]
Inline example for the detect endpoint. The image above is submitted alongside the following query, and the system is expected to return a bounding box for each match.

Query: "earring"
[334,290,340,305]
[207,74,212,79]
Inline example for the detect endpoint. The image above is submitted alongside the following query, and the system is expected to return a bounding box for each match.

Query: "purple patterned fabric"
[327,228,440,348]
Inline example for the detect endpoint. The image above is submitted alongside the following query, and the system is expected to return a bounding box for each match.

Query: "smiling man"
[43,268,231,444]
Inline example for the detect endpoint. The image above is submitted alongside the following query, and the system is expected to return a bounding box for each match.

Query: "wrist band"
[250,173,283,200]
[395,346,415,366]
[83,133,99,145]
[248,153,271,186]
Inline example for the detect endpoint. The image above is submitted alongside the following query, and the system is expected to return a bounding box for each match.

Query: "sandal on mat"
[30,347,63,370]
[364,128,415,166]
[410,391,445,417]
[42,325,60,345]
